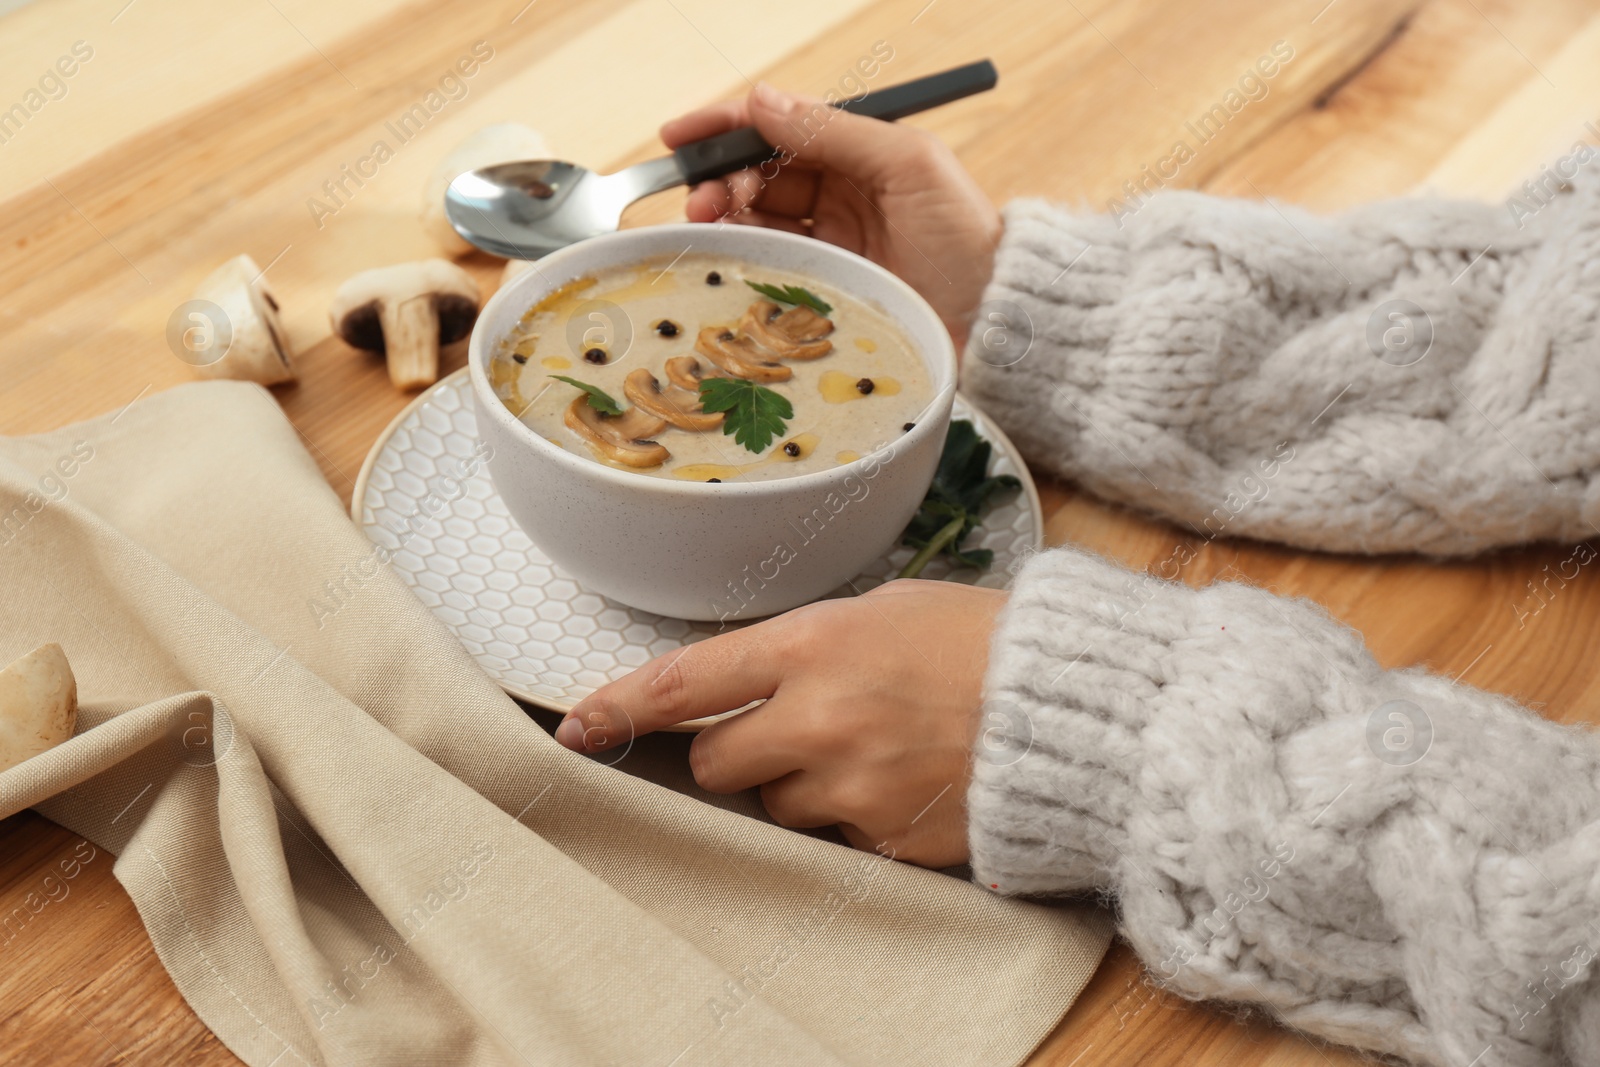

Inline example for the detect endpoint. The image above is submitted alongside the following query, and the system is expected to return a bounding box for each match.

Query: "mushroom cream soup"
[490,255,932,481]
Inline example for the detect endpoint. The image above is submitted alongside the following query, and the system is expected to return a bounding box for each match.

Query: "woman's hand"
[660,82,1002,347]
[555,580,1007,867]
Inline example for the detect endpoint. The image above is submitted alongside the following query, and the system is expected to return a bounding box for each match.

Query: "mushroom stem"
[380,296,443,390]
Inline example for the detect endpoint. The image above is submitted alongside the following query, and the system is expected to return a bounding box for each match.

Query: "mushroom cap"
[190,253,296,385]
[623,368,724,432]
[329,259,480,353]
[740,300,834,360]
[423,123,550,255]
[694,327,793,383]
[0,643,77,774]
[770,304,834,342]
[664,355,725,392]
[564,396,670,468]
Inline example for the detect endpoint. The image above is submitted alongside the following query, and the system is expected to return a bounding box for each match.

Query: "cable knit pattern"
[971,548,1600,1066]
[960,181,1600,554]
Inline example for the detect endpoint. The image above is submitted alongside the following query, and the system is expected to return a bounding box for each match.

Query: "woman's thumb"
[747,82,897,178]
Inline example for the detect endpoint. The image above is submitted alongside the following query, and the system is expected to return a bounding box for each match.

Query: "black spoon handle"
[672,60,997,186]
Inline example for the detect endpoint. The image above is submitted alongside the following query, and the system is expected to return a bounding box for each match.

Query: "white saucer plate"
[352,368,1043,728]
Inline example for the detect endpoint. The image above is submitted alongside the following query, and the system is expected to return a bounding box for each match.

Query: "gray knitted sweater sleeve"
[959,181,1600,554]
[971,548,1600,1066]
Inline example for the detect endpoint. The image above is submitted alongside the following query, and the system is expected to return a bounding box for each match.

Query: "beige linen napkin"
[0,381,1109,1067]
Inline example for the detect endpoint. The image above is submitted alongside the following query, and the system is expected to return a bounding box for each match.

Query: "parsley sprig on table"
[744,280,833,317]
[898,420,1022,578]
[698,377,794,454]
[549,375,622,416]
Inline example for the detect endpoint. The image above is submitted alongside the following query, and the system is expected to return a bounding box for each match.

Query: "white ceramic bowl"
[468,223,957,621]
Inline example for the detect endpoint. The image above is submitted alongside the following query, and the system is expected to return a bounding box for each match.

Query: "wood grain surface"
[3,0,1599,1064]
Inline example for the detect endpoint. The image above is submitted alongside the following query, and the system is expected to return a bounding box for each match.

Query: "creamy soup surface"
[490,254,932,482]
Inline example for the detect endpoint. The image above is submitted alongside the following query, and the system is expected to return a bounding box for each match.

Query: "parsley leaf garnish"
[744,280,833,317]
[698,377,794,453]
[549,375,622,416]
[898,420,1022,578]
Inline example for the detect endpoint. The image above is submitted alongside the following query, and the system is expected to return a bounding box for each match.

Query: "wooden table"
[4,0,1599,1063]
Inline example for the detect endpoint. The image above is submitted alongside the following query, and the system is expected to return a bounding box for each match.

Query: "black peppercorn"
[903,422,915,431]
[707,477,721,483]
[855,377,875,395]
[783,441,801,457]
[706,271,722,285]
[655,320,679,338]
[718,330,735,342]
[512,353,528,364]
[583,347,607,364]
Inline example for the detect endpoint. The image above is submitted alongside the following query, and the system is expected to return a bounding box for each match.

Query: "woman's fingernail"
[753,81,786,110]
[554,715,585,751]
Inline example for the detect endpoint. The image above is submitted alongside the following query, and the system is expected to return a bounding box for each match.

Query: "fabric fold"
[1,380,1109,1067]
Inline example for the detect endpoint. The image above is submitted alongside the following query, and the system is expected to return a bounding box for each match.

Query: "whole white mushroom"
[422,123,550,256]
[189,254,296,385]
[0,643,78,774]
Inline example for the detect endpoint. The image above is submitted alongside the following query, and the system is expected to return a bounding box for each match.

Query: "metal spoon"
[445,60,998,260]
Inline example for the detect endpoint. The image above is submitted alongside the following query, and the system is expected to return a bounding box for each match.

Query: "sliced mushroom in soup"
[491,254,931,480]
